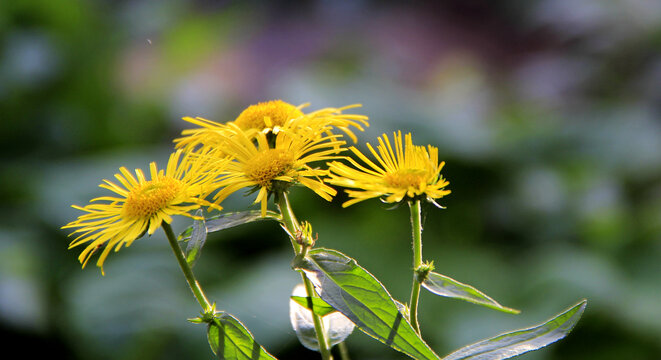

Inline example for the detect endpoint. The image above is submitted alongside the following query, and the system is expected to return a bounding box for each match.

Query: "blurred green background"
[2,0,661,359]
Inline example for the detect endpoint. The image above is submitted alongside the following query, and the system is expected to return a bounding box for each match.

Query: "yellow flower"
[211,122,346,216]
[62,150,226,273]
[174,100,368,151]
[234,99,305,132]
[327,131,451,207]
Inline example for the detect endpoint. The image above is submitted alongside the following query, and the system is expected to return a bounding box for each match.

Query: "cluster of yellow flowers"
[63,100,450,272]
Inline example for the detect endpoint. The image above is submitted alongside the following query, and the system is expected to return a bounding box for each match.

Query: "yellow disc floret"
[234,100,304,131]
[383,169,430,190]
[244,149,296,187]
[122,177,183,219]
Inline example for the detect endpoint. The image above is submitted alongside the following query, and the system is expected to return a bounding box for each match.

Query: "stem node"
[277,192,334,360]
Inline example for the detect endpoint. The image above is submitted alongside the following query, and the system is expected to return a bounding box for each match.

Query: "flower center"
[244,149,295,187]
[383,169,429,189]
[122,177,183,219]
[234,100,304,131]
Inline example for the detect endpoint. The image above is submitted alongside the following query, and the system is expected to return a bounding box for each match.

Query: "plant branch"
[162,222,213,313]
[277,192,334,360]
[408,199,423,334]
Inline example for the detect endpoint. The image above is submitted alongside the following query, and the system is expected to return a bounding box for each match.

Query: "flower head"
[234,100,305,132]
[327,131,450,207]
[62,150,226,273]
[211,122,346,216]
[174,100,368,151]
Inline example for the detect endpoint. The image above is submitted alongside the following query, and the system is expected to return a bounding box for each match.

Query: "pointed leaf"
[291,296,337,317]
[289,283,355,351]
[442,300,587,360]
[179,210,280,241]
[422,272,520,314]
[293,248,441,360]
[207,312,277,360]
[185,210,207,267]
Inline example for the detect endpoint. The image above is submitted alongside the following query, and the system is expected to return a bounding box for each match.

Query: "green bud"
[415,260,435,283]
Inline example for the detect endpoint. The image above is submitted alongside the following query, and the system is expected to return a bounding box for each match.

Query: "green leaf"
[442,300,587,360]
[185,210,207,267]
[179,210,280,241]
[290,296,337,317]
[293,248,441,360]
[421,272,520,314]
[207,312,278,360]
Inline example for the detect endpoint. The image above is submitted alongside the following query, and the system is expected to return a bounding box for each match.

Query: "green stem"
[302,273,333,359]
[162,222,213,313]
[277,192,333,360]
[408,200,423,334]
[277,192,303,254]
[337,341,351,360]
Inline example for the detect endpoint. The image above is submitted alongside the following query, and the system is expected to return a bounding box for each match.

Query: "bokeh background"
[2,0,661,359]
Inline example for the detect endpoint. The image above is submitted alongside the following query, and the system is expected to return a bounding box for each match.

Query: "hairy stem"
[277,192,333,360]
[408,199,423,334]
[162,222,213,313]
[277,192,303,254]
